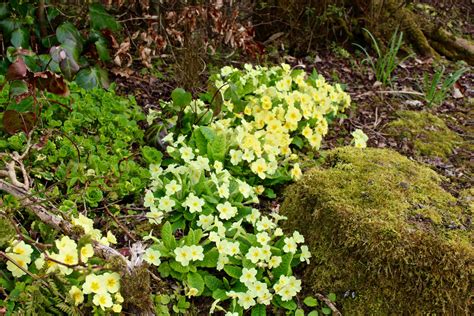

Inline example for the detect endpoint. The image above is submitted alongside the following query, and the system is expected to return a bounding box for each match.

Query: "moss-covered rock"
[386,110,462,159]
[281,147,473,315]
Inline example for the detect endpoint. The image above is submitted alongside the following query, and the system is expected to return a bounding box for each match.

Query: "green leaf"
[170,260,189,274]
[56,23,83,49]
[264,188,276,199]
[171,88,192,108]
[161,221,176,250]
[291,135,304,149]
[95,38,111,62]
[208,132,226,162]
[304,296,318,307]
[223,265,242,279]
[75,66,109,90]
[141,146,163,165]
[251,304,266,316]
[197,248,218,268]
[308,311,319,316]
[321,307,332,315]
[192,128,208,156]
[295,309,305,316]
[187,271,205,295]
[8,80,28,98]
[275,296,297,310]
[89,3,120,31]
[11,28,29,48]
[204,275,223,291]
[199,126,216,141]
[0,3,9,19]
[158,262,171,278]
[212,288,228,301]
[328,293,337,302]
[192,229,203,244]
[272,253,293,279]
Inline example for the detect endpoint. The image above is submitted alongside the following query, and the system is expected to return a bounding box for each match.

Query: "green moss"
[386,110,462,159]
[281,147,473,315]
[121,265,155,314]
[0,216,16,248]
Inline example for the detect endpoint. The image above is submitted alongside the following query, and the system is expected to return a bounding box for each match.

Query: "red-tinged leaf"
[35,71,70,96]
[3,110,36,134]
[6,58,28,81]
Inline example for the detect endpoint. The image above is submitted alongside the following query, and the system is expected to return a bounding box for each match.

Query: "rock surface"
[281,147,473,314]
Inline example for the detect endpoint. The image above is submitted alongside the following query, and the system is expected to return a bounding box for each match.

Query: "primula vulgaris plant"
[139,63,357,314]
[153,63,352,187]
[4,233,124,314]
[142,148,311,314]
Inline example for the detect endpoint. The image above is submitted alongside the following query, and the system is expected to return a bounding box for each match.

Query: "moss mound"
[386,110,462,159]
[281,147,473,314]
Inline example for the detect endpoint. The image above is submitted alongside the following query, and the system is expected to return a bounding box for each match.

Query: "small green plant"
[0,2,119,89]
[295,294,338,315]
[354,28,411,86]
[423,66,467,107]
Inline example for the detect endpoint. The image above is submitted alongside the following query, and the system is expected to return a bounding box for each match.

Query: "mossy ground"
[281,147,473,315]
[385,110,462,160]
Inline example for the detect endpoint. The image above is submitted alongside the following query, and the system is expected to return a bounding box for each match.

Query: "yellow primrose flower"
[143,248,161,266]
[72,214,94,234]
[182,193,205,213]
[69,286,84,306]
[352,129,368,148]
[103,272,121,293]
[80,244,94,263]
[283,237,297,254]
[290,163,303,181]
[268,256,282,269]
[261,95,272,110]
[115,292,124,303]
[165,180,181,196]
[106,231,117,244]
[83,274,106,294]
[245,246,263,264]
[112,304,122,313]
[174,246,191,266]
[6,253,29,278]
[11,240,33,257]
[216,201,238,220]
[186,287,199,297]
[55,236,77,252]
[239,267,257,285]
[35,253,45,270]
[250,158,268,179]
[189,245,204,261]
[158,196,176,212]
[93,292,113,310]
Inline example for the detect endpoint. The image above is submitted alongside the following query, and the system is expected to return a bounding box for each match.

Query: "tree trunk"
[362,0,474,64]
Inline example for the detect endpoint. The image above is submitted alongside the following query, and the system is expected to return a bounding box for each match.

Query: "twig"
[0,251,41,280]
[314,293,342,316]
[103,203,137,242]
[376,90,424,96]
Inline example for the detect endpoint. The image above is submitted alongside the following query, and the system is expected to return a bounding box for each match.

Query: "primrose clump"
[385,110,462,160]
[281,147,473,314]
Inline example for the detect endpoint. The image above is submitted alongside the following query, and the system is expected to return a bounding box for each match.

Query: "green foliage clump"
[354,28,411,86]
[423,66,468,107]
[0,83,153,207]
[0,2,119,89]
[386,110,462,160]
[280,146,473,314]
